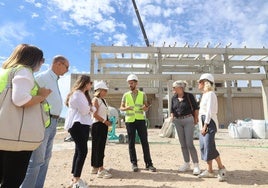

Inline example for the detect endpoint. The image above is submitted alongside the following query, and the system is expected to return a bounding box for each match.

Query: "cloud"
[20,0,268,49]
[48,0,115,26]
[35,2,42,8]
[96,19,116,33]
[25,0,43,8]
[31,12,39,18]
[133,0,268,48]
[23,0,268,48]
[0,22,31,51]
[113,33,128,46]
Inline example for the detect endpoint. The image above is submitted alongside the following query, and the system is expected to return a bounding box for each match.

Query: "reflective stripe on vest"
[125,91,145,122]
[0,67,51,127]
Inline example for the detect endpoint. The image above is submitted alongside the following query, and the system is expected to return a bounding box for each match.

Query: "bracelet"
[102,120,106,123]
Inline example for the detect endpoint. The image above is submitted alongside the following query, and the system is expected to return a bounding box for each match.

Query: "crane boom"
[132,0,150,47]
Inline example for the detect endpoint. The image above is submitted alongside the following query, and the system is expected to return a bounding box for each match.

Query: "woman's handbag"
[0,68,46,151]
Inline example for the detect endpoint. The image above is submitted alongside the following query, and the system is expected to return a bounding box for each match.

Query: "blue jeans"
[199,115,219,161]
[20,117,58,188]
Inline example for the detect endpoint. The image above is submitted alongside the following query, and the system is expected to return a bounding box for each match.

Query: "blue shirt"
[35,69,62,116]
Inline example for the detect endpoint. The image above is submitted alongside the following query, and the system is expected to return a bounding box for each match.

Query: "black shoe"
[132,164,138,172]
[146,165,156,172]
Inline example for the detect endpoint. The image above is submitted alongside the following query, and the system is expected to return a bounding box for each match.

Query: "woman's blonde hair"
[93,89,102,97]
[203,80,214,92]
[2,44,43,70]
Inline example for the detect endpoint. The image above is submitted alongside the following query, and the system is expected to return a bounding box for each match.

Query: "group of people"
[0,44,156,188]
[0,43,226,188]
[63,73,157,187]
[0,44,69,188]
[171,74,226,182]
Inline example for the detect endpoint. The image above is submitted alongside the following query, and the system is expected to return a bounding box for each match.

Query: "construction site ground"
[45,127,268,188]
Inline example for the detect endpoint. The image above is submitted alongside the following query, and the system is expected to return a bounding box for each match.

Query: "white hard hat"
[199,73,214,83]
[94,81,108,90]
[127,74,138,81]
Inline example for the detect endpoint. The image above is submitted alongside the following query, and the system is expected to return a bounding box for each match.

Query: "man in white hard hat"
[120,74,156,172]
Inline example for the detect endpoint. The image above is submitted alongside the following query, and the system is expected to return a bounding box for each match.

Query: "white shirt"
[198,91,218,129]
[93,97,109,123]
[35,69,62,116]
[64,90,94,130]
[12,68,34,106]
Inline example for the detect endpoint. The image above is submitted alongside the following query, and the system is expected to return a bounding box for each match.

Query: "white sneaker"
[193,163,201,175]
[91,167,98,174]
[218,167,227,182]
[97,169,112,179]
[178,162,190,172]
[198,170,215,178]
[72,179,88,188]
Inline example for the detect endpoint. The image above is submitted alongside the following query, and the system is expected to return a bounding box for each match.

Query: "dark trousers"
[199,115,219,161]
[0,150,32,188]
[91,122,108,168]
[126,120,153,166]
[69,122,90,177]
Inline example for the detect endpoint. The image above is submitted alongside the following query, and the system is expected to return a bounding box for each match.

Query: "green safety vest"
[124,90,145,122]
[0,66,51,127]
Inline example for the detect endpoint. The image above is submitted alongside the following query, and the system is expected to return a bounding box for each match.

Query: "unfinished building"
[71,43,268,127]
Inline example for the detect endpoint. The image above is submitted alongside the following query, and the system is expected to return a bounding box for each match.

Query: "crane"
[132,0,150,47]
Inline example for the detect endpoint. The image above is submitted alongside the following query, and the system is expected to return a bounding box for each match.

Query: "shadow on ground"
[226,170,268,186]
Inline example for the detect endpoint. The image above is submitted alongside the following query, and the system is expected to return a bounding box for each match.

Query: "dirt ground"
[44,127,268,188]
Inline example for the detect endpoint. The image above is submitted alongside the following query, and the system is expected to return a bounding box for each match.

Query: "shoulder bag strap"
[6,68,17,88]
[186,93,193,112]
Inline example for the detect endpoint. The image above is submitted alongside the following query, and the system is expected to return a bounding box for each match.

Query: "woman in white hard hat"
[171,80,200,175]
[197,73,227,182]
[91,81,112,179]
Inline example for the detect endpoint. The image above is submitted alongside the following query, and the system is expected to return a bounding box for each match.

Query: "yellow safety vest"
[125,90,145,122]
[0,66,51,127]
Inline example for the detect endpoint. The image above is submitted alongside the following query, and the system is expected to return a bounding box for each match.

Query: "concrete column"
[157,81,164,126]
[223,53,233,125]
[167,80,173,117]
[261,80,268,120]
[225,81,233,124]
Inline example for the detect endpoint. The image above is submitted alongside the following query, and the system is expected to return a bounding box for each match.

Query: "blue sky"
[1,0,268,117]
